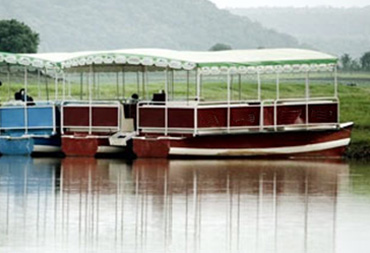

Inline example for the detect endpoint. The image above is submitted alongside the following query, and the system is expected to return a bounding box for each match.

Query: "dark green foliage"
[340,53,361,71]
[360,52,370,71]
[340,54,352,70]
[209,43,232,51]
[0,0,299,52]
[0,19,39,53]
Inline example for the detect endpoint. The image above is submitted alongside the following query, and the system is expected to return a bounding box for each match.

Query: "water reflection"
[0,157,369,253]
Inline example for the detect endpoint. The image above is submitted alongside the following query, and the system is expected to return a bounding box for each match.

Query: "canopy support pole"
[122,66,125,100]
[195,68,201,136]
[335,66,340,124]
[171,70,174,101]
[257,71,261,101]
[186,70,190,105]
[80,72,83,100]
[54,73,58,101]
[334,65,338,98]
[24,67,28,135]
[227,72,231,133]
[97,72,100,99]
[116,72,120,99]
[89,65,93,135]
[238,74,241,101]
[142,66,146,100]
[45,69,50,101]
[305,71,310,127]
[276,72,280,100]
[199,74,202,99]
[68,74,71,98]
[136,72,140,98]
[37,69,41,99]
[6,64,10,101]
[164,67,168,136]
[62,72,66,101]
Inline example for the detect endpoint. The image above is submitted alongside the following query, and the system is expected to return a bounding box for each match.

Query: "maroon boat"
[53,48,352,158]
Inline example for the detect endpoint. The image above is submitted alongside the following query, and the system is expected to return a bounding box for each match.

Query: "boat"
[127,49,353,158]
[0,54,61,155]
[0,48,353,158]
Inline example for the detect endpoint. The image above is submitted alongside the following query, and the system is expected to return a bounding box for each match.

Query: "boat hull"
[0,138,34,156]
[0,136,61,156]
[133,123,353,158]
[62,136,126,157]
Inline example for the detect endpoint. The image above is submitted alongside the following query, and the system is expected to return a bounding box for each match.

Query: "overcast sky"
[209,0,370,8]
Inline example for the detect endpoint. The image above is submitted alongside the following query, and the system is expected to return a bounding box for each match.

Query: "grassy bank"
[0,71,369,158]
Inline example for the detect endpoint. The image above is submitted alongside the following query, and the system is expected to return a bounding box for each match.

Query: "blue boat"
[0,101,61,155]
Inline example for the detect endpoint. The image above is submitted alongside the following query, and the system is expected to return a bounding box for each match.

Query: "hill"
[230,6,370,58]
[0,0,300,52]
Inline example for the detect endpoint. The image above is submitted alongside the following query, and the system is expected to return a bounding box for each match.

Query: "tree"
[0,19,39,53]
[360,52,370,71]
[209,43,232,51]
[340,53,352,71]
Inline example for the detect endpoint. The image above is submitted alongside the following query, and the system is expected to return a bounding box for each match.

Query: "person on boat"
[14,88,35,106]
[130,93,139,103]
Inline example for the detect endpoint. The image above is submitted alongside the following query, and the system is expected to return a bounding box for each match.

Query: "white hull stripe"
[33,145,62,153]
[169,138,351,156]
[97,146,125,154]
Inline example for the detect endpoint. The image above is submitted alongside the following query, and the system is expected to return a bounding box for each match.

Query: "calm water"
[0,157,369,253]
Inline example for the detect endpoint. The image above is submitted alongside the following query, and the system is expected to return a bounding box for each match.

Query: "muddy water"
[0,157,369,253]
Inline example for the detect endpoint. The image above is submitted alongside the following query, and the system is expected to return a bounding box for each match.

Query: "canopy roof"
[0,48,338,74]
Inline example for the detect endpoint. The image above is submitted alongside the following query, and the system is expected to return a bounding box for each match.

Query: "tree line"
[340,52,370,72]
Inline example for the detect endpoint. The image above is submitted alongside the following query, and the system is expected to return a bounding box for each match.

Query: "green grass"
[0,71,369,158]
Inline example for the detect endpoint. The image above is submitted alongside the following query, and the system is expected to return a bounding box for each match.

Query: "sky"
[209,0,370,8]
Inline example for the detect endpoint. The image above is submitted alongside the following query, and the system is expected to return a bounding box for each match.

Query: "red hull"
[133,123,353,158]
[62,137,99,157]
[62,136,127,157]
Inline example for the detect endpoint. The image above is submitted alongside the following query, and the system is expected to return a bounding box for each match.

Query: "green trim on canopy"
[0,48,338,73]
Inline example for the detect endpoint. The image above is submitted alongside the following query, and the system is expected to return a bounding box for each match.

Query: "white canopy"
[0,48,338,74]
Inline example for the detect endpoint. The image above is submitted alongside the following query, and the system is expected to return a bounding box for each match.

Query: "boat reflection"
[0,157,352,253]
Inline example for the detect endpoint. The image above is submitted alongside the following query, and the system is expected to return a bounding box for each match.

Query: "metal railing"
[137,97,340,136]
[0,101,57,137]
[60,100,121,136]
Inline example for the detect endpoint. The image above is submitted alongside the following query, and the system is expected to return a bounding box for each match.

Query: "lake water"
[0,157,369,253]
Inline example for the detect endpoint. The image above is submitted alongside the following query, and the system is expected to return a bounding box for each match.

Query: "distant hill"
[0,0,300,53]
[230,6,370,58]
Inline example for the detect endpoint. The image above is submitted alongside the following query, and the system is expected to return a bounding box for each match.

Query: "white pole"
[238,74,242,101]
[142,66,147,100]
[54,73,58,101]
[164,68,168,136]
[194,69,201,136]
[276,72,280,100]
[62,73,66,101]
[257,71,261,101]
[68,73,71,98]
[89,65,93,135]
[305,71,310,127]
[196,70,201,102]
[227,72,231,133]
[334,65,338,98]
[186,70,190,105]
[37,69,41,99]
[97,72,100,99]
[275,72,279,131]
[116,72,119,99]
[6,64,10,100]
[136,71,140,98]
[24,67,28,135]
[122,67,125,99]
